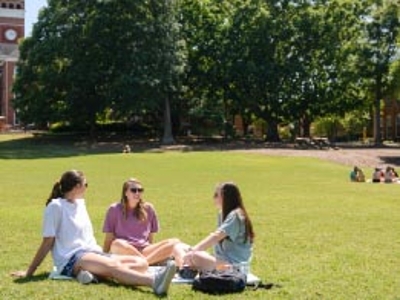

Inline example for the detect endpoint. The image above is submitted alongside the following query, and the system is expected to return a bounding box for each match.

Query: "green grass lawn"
[1,134,399,299]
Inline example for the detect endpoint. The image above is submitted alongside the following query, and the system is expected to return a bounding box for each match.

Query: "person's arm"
[192,211,241,252]
[146,203,158,245]
[102,204,117,252]
[181,230,227,266]
[148,232,154,244]
[192,230,227,251]
[103,232,115,253]
[12,237,55,277]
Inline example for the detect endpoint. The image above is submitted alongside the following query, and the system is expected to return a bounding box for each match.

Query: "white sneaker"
[153,260,176,295]
[76,270,97,284]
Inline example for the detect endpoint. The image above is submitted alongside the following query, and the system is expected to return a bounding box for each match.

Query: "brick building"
[0,0,24,129]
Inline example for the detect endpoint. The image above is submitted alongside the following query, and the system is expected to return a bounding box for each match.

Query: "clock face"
[4,28,17,41]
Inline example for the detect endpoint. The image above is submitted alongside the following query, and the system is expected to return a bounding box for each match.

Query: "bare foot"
[10,270,27,278]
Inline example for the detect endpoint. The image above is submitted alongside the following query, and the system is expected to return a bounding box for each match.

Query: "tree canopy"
[13,0,400,143]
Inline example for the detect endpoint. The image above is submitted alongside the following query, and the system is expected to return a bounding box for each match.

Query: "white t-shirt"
[42,198,102,271]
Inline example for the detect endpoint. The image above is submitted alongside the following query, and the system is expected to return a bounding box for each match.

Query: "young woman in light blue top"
[177,182,255,272]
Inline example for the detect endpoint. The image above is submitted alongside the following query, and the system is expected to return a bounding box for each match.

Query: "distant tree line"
[13,0,400,144]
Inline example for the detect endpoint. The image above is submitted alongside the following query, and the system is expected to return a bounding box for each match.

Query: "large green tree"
[146,0,187,144]
[357,0,400,144]
[286,0,367,137]
[387,59,400,99]
[179,0,238,135]
[13,0,399,143]
[13,0,186,141]
[14,0,119,132]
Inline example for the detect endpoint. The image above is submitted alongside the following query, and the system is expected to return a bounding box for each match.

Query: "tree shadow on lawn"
[378,156,400,166]
[0,133,278,159]
[1,133,400,166]
[0,134,136,159]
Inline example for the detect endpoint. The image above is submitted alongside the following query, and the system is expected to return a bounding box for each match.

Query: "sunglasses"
[130,187,144,193]
[83,182,88,188]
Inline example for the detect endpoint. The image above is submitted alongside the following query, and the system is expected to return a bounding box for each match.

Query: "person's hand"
[182,254,191,266]
[182,250,194,266]
[10,270,28,278]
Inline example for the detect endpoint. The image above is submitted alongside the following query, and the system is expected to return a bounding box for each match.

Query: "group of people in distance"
[11,170,254,296]
[350,166,399,183]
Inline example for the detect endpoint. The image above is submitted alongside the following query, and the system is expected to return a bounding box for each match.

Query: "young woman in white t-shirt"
[11,170,175,296]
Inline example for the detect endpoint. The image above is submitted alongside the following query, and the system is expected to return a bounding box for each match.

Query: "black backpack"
[192,269,247,294]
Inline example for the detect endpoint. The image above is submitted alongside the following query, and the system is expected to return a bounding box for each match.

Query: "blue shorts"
[61,250,110,277]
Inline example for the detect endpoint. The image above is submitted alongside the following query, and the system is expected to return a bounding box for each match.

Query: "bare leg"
[74,252,152,286]
[186,251,218,272]
[75,252,176,295]
[172,242,191,268]
[142,238,180,265]
[117,255,149,273]
[110,239,145,257]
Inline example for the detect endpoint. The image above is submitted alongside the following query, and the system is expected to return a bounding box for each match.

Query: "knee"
[111,239,127,249]
[127,256,149,272]
[110,239,132,254]
[110,256,149,274]
[105,259,124,275]
[133,255,149,268]
[137,258,149,271]
[172,241,184,253]
[173,241,191,252]
[168,238,182,247]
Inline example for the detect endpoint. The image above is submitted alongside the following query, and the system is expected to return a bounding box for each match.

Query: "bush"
[49,121,155,138]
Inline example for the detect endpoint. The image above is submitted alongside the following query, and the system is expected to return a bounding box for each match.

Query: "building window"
[1,2,23,9]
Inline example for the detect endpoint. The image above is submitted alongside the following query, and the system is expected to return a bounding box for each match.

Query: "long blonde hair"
[120,178,147,221]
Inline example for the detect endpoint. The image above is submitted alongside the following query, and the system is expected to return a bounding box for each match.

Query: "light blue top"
[213,209,252,264]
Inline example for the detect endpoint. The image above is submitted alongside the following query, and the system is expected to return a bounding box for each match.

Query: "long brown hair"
[219,182,254,243]
[46,170,85,206]
[120,178,148,221]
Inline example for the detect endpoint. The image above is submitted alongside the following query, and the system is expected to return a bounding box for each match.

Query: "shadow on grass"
[253,282,283,290]
[0,134,133,159]
[379,156,400,166]
[12,273,49,283]
[12,273,157,296]
[94,280,156,297]
[1,133,400,166]
[0,133,272,159]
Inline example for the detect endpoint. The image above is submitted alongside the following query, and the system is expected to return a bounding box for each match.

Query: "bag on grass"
[192,269,247,294]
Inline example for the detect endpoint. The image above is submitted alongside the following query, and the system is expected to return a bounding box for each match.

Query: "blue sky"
[25,0,47,36]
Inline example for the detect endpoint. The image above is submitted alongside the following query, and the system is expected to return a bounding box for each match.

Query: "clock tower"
[0,0,24,130]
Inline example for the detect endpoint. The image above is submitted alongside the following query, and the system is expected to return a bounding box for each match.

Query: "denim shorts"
[61,250,110,277]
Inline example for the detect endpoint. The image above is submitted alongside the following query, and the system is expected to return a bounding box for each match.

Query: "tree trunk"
[265,119,280,142]
[302,117,312,137]
[162,96,175,145]
[89,122,97,143]
[373,78,382,146]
